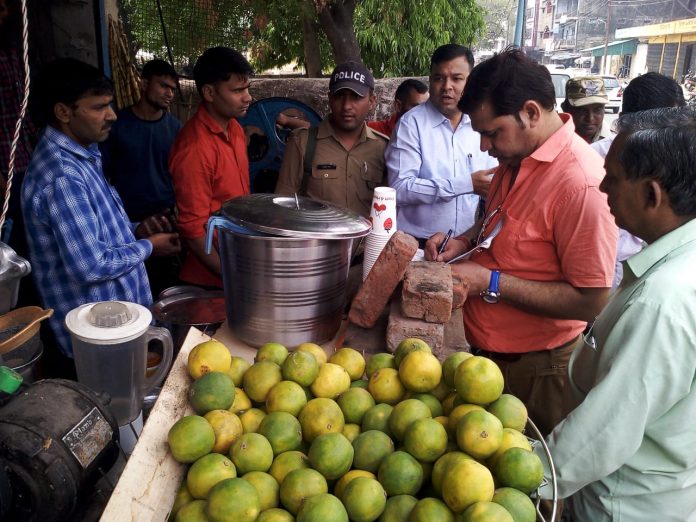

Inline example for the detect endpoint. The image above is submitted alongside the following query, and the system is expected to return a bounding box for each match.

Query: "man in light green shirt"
[539,106,696,521]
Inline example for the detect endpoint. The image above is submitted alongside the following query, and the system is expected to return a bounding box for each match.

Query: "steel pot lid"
[65,301,153,344]
[219,194,372,239]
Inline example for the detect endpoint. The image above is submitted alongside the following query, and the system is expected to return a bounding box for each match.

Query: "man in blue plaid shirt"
[22,58,180,357]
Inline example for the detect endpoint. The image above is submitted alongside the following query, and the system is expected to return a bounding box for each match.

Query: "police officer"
[275,61,388,217]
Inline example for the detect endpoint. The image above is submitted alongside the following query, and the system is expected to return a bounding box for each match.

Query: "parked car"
[551,72,571,109]
[602,75,623,113]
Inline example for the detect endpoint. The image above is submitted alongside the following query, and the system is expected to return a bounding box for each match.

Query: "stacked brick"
[388,262,469,359]
[348,232,469,360]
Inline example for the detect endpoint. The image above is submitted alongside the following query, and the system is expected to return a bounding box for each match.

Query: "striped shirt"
[22,126,153,356]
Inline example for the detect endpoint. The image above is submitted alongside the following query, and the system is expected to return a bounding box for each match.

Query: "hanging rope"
[0,0,31,236]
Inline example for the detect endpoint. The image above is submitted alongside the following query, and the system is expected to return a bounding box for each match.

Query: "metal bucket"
[151,286,226,351]
[2,335,43,384]
[213,220,351,347]
[206,195,371,347]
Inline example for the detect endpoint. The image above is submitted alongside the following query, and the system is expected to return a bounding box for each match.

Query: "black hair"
[458,48,556,117]
[617,106,696,215]
[622,72,686,114]
[31,58,113,126]
[394,79,428,103]
[141,59,178,80]
[193,46,253,97]
[431,44,474,70]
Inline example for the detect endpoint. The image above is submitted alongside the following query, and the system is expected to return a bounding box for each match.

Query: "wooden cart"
[100,324,340,521]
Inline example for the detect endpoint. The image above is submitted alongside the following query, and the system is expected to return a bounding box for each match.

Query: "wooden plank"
[100,327,204,521]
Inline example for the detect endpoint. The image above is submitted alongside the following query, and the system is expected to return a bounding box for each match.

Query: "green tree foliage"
[355,0,486,77]
[479,0,516,50]
[121,0,485,77]
[120,0,249,73]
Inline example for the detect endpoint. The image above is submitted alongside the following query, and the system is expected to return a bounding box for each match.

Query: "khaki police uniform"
[275,118,388,217]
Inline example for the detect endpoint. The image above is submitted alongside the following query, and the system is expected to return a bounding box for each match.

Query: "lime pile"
[168,338,544,522]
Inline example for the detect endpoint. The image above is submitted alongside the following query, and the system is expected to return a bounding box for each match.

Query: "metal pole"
[513,0,527,48]
[602,0,612,75]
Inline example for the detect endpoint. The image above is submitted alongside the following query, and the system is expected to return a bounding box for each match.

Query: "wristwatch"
[480,270,501,304]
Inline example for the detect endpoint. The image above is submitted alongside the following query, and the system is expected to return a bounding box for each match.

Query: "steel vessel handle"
[142,326,173,394]
[205,216,234,254]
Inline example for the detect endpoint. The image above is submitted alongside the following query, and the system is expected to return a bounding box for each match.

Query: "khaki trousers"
[473,338,581,521]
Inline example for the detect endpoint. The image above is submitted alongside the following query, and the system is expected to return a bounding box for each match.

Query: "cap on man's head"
[565,77,609,107]
[329,61,374,97]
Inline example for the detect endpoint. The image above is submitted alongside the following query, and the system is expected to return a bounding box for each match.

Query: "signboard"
[617,17,696,39]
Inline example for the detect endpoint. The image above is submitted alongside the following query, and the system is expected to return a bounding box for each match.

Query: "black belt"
[471,335,580,363]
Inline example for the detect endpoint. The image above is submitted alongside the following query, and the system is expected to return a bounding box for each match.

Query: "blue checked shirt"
[22,126,153,357]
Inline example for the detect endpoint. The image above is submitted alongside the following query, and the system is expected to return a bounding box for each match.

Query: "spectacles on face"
[474,204,502,247]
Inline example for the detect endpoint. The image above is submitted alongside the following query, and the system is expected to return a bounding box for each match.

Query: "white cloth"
[385,100,497,239]
[591,134,614,158]
[591,133,644,289]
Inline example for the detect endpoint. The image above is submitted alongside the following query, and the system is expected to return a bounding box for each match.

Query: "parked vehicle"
[602,75,623,113]
[551,72,571,109]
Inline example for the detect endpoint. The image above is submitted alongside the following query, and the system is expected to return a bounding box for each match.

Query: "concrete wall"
[171,76,431,124]
[30,0,101,66]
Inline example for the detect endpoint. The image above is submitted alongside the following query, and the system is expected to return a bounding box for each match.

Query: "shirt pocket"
[491,210,557,277]
[360,160,384,190]
[311,165,339,180]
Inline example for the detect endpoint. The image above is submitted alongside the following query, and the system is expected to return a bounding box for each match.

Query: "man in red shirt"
[367,78,429,137]
[169,47,253,287]
[427,49,618,437]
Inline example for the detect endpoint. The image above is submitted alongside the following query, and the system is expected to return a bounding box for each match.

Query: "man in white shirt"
[386,44,497,246]
[591,72,686,289]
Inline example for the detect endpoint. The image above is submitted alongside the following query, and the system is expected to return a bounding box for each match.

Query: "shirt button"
[324,173,329,178]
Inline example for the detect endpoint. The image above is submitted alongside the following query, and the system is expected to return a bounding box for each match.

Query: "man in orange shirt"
[427,49,618,437]
[367,79,429,137]
[169,47,253,287]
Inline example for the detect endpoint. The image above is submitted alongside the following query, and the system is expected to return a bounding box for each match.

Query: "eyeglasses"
[474,204,502,246]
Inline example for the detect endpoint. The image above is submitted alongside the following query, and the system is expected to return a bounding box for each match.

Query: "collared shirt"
[540,218,696,521]
[463,113,617,353]
[590,133,614,158]
[100,108,182,221]
[589,118,613,144]
[385,100,497,239]
[590,133,645,289]
[169,105,250,287]
[275,118,388,217]
[22,126,153,356]
[0,44,37,177]
[367,113,399,137]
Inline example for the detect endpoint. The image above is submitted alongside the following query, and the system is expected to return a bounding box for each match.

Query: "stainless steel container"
[206,194,371,347]
[0,242,31,315]
[151,286,226,351]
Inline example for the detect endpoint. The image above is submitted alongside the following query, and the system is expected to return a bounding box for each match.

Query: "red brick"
[442,308,470,357]
[386,300,444,354]
[452,274,469,310]
[349,231,419,328]
[401,262,453,323]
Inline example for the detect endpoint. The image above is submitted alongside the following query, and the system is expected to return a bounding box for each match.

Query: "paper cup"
[362,232,392,280]
[370,187,397,236]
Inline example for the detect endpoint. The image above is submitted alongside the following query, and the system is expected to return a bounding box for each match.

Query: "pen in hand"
[438,229,454,255]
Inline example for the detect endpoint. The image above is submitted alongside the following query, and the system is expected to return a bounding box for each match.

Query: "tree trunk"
[316,0,362,64]
[302,11,323,77]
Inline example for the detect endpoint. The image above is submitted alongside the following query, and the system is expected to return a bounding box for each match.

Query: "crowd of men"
[2,24,695,519]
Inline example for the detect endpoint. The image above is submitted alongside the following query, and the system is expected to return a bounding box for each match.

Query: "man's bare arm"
[451,261,610,322]
[185,236,221,276]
